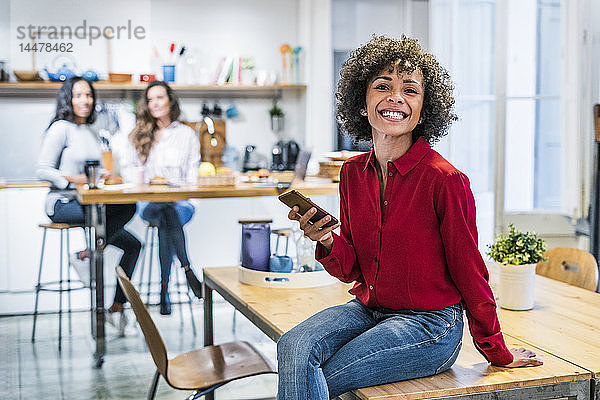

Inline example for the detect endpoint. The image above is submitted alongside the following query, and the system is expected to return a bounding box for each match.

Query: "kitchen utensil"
[15,35,42,81]
[140,74,156,82]
[269,255,293,273]
[108,73,132,83]
[240,220,271,272]
[45,64,76,82]
[13,70,42,81]
[82,69,99,81]
[0,61,8,81]
[243,145,264,171]
[163,64,175,82]
[181,120,227,167]
[271,140,285,170]
[271,140,300,170]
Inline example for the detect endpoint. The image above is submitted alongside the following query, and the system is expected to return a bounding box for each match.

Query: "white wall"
[0,0,341,314]
[0,0,319,181]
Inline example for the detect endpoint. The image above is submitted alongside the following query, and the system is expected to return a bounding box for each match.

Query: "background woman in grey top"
[37,77,141,334]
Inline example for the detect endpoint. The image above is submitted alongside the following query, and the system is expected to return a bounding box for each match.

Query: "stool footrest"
[38,223,84,230]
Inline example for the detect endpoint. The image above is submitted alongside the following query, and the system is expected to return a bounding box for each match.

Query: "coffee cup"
[84,160,101,189]
[122,166,146,184]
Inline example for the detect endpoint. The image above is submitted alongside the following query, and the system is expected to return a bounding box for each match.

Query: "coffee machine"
[271,140,300,171]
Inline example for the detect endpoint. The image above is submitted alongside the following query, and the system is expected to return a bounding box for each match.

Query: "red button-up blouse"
[316,137,513,366]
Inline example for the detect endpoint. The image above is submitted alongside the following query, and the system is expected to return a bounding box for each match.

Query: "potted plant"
[269,99,285,134]
[486,224,546,310]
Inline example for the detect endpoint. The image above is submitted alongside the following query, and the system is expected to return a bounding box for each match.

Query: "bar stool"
[31,223,88,351]
[136,223,197,335]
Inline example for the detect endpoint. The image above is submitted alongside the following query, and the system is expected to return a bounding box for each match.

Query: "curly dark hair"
[336,35,457,145]
[129,80,181,163]
[47,77,96,129]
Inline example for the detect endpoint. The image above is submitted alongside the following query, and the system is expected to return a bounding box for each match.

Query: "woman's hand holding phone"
[288,205,340,251]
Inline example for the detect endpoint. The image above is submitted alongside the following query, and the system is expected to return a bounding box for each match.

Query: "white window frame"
[492,0,594,244]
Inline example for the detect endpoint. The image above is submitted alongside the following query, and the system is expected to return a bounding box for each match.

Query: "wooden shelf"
[0,82,307,98]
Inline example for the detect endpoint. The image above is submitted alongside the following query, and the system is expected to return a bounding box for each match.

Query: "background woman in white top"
[37,77,141,334]
[121,81,202,315]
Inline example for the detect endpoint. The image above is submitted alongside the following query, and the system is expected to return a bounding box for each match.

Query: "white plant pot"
[498,262,536,310]
[484,259,500,300]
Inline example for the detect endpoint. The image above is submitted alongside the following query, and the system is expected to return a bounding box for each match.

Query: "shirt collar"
[362,136,431,176]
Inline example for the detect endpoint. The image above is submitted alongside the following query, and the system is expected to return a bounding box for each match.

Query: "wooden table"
[498,275,600,399]
[203,267,592,400]
[77,179,338,367]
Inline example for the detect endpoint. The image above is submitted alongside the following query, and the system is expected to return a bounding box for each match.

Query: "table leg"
[203,281,213,346]
[203,279,214,400]
[87,204,106,368]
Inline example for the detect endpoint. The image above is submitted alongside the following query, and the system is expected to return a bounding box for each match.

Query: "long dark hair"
[129,81,181,163]
[47,77,97,129]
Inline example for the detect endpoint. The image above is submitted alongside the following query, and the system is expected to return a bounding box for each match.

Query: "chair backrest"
[536,247,599,291]
[116,266,168,376]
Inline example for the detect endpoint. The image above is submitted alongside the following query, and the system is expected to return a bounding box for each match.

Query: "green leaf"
[486,223,546,266]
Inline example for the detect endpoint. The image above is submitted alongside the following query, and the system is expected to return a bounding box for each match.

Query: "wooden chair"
[115,266,276,400]
[536,247,599,291]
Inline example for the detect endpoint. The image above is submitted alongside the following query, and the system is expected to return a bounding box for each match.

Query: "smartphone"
[278,189,339,228]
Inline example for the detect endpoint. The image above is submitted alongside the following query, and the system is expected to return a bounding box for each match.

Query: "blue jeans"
[137,201,194,286]
[50,199,141,305]
[276,299,464,399]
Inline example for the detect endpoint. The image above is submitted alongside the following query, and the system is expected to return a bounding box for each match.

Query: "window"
[505,0,561,212]
[431,0,589,243]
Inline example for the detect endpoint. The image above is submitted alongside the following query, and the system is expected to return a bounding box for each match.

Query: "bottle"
[295,233,316,272]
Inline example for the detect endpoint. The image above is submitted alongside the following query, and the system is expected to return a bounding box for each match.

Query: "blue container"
[163,64,175,82]
[269,255,294,273]
[241,223,271,271]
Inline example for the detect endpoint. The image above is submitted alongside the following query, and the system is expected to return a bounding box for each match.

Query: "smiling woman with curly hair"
[277,35,542,399]
[337,35,457,144]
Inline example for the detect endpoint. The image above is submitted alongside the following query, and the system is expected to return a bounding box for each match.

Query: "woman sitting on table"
[277,36,543,399]
[119,80,202,315]
[37,76,141,335]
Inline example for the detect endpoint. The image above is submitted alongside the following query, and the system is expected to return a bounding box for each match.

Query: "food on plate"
[150,176,169,185]
[104,176,123,185]
[247,169,270,179]
[257,169,270,178]
[216,166,233,175]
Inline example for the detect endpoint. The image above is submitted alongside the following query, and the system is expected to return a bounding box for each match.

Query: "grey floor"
[1,297,278,400]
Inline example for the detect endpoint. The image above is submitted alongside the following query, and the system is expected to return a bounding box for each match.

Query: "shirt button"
[384,200,389,206]
[369,285,374,290]
[388,172,393,177]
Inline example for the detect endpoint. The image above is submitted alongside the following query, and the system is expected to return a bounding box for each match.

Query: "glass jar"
[295,234,316,272]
